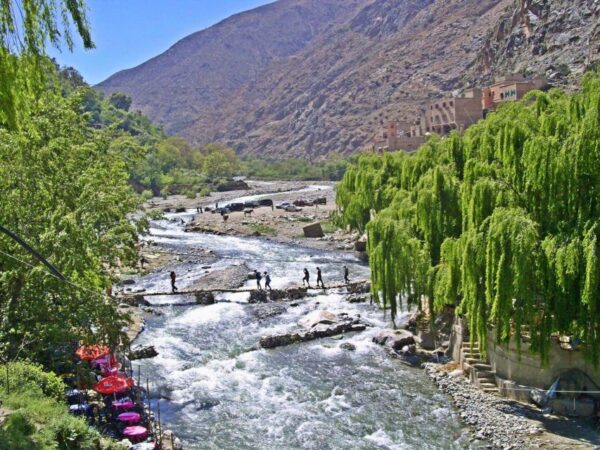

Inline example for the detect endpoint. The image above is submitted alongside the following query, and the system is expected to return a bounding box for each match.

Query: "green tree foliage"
[0,362,118,449]
[0,85,143,363]
[0,0,93,129]
[243,154,355,182]
[108,91,132,111]
[337,72,600,363]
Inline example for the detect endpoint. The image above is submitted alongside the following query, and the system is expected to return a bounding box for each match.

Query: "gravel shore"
[426,364,600,449]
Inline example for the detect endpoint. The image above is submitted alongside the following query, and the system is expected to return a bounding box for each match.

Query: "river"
[131,187,468,449]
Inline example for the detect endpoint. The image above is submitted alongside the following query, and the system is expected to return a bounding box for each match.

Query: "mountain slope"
[98,0,599,158]
[97,0,369,136]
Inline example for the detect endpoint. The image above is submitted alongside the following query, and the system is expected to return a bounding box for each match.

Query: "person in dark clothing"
[264,272,272,290]
[343,265,350,284]
[302,268,310,287]
[170,271,178,293]
[255,270,262,290]
[316,267,325,288]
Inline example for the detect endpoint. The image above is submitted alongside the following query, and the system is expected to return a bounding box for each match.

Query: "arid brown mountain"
[97,0,599,159]
[98,0,368,136]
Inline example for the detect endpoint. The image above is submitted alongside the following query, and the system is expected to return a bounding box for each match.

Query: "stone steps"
[460,340,499,396]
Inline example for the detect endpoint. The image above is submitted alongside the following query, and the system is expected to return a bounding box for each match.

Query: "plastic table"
[123,425,148,443]
[112,399,135,412]
[117,411,141,425]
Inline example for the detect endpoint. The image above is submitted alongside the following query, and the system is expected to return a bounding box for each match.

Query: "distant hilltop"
[97,0,599,159]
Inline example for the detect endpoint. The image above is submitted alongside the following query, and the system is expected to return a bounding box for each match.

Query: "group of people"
[253,265,350,291]
[254,270,272,290]
[170,265,351,293]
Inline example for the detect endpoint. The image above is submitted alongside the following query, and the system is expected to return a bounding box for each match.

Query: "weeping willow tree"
[337,70,600,364]
[0,0,93,128]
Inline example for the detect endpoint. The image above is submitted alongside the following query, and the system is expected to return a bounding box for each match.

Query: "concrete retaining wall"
[485,333,600,390]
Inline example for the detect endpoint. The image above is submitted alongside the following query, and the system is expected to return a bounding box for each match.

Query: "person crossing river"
[316,267,325,289]
[254,270,263,290]
[264,272,272,290]
[302,268,310,287]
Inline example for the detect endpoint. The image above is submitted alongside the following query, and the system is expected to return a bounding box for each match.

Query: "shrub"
[0,362,65,401]
[140,189,153,201]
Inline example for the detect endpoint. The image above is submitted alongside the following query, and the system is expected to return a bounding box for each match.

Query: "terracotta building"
[371,120,425,153]
[482,74,547,113]
[413,88,483,137]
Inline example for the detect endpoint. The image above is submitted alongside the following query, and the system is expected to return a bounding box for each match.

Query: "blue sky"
[49,0,274,85]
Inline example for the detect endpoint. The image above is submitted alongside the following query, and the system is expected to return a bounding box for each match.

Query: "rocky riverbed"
[426,363,600,449]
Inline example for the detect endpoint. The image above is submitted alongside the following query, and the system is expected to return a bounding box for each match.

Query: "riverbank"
[427,363,600,449]
[143,180,360,252]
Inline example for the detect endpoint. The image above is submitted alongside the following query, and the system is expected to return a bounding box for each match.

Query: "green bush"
[0,362,65,400]
[140,189,153,201]
[0,393,106,450]
[183,189,197,199]
[199,186,212,197]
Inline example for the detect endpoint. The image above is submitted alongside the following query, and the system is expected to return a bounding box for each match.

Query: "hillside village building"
[413,88,483,137]
[482,74,548,113]
[371,74,547,153]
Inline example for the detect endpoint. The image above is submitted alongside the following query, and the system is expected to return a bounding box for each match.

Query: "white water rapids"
[131,186,468,449]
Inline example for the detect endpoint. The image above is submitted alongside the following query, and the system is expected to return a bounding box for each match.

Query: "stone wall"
[448,318,600,390]
[485,333,600,389]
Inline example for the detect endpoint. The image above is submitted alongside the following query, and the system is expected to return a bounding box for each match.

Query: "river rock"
[260,332,303,348]
[298,310,338,329]
[175,207,186,213]
[123,294,150,307]
[195,292,215,305]
[347,294,368,303]
[162,430,183,450]
[128,345,158,360]
[253,303,287,320]
[121,279,136,286]
[340,342,357,351]
[347,282,371,294]
[248,290,268,303]
[416,329,437,350]
[260,313,367,349]
[373,329,416,351]
[269,287,307,301]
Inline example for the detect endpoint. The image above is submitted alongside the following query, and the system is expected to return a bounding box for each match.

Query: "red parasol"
[75,344,110,361]
[93,375,134,395]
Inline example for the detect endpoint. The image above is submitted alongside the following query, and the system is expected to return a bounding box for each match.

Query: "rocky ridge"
[97,0,598,159]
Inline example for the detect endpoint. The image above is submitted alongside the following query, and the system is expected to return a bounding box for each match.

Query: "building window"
[449,101,453,106]
[442,102,446,107]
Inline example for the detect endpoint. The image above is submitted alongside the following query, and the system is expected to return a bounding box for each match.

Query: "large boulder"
[373,330,416,351]
[260,313,367,349]
[347,282,371,294]
[128,295,150,307]
[416,329,437,350]
[259,333,302,349]
[248,290,268,303]
[195,292,215,305]
[128,345,158,360]
[298,310,338,329]
[303,222,324,238]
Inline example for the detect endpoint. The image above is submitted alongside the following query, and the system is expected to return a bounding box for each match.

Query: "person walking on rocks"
[302,268,310,287]
[316,267,325,289]
[343,265,350,284]
[255,270,263,290]
[264,272,272,290]
[170,271,178,293]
